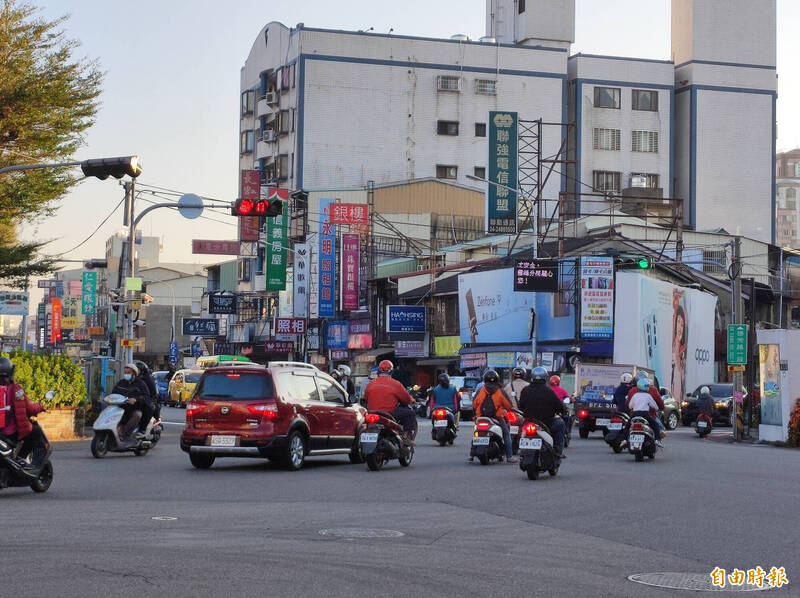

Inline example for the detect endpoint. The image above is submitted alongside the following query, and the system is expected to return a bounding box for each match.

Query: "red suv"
[180,362,365,470]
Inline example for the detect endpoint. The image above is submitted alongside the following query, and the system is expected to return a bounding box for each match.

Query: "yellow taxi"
[168,369,204,407]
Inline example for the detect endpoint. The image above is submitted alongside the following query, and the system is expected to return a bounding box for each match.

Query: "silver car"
[449,376,481,420]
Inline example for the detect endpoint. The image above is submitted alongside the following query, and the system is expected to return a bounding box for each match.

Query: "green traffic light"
[638,258,650,268]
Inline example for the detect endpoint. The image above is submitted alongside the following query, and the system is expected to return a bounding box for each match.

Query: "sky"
[13,0,800,302]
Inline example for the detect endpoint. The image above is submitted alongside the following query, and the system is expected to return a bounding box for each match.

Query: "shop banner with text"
[318,199,336,317]
[487,111,518,234]
[341,233,360,311]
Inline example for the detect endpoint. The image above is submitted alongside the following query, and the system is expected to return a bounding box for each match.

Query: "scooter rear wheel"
[612,441,624,453]
[478,453,489,465]
[30,460,53,493]
[399,448,413,467]
[634,450,644,462]
[437,439,447,447]
[91,433,109,459]
[365,454,384,471]
[527,467,539,480]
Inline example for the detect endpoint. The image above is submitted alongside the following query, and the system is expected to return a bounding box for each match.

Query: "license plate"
[433,419,448,427]
[472,436,490,445]
[509,426,519,434]
[596,418,611,427]
[608,422,623,430]
[697,421,708,428]
[360,433,378,443]
[519,438,542,450]
[210,435,237,447]
[629,434,644,448]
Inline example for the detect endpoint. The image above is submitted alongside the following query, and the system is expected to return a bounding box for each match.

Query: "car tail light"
[578,409,589,418]
[433,408,447,419]
[226,373,241,379]
[475,420,491,430]
[365,413,381,424]
[186,402,205,417]
[505,411,519,424]
[631,422,644,431]
[247,402,279,418]
[523,422,537,436]
[611,417,623,424]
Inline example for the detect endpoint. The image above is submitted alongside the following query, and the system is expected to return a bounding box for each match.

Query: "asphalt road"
[2,407,797,597]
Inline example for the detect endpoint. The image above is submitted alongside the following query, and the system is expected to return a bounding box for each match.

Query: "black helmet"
[437,373,450,385]
[531,366,548,382]
[483,369,499,384]
[134,360,150,376]
[512,367,526,379]
[330,370,342,382]
[0,356,14,380]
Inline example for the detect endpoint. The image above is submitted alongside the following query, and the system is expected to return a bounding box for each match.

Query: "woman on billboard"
[671,289,688,400]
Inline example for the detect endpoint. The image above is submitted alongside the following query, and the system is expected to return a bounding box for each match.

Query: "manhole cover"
[318,528,404,539]
[151,516,179,521]
[629,572,774,592]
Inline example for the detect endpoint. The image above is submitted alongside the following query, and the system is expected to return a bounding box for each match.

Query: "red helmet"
[549,375,561,387]
[378,359,394,373]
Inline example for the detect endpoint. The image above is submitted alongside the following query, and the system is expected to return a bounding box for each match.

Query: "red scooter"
[695,411,713,437]
[359,412,414,471]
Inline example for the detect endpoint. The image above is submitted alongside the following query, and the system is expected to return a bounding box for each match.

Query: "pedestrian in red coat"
[0,357,48,469]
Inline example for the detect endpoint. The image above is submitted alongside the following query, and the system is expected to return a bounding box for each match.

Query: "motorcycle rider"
[549,375,570,402]
[0,357,48,470]
[429,373,458,428]
[626,373,666,441]
[134,360,158,437]
[364,360,418,441]
[503,367,528,410]
[613,372,635,414]
[472,370,516,463]
[337,364,356,397]
[519,366,568,459]
[696,386,715,420]
[627,378,663,447]
[110,363,151,443]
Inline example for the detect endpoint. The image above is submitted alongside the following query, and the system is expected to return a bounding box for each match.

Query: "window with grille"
[240,90,255,116]
[630,173,660,188]
[277,154,289,180]
[436,165,458,179]
[475,79,497,95]
[594,86,620,108]
[702,250,727,275]
[437,120,459,136]
[592,128,620,151]
[437,75,461,91]
[474,166,486,179]
[632,130,659,153]
[592,170,621,192]
[475,122,486,137]
[278,110,290,135]
[632,89,658,111]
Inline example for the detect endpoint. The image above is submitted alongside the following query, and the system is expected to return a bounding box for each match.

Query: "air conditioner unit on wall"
[264,130,276,142]
[265,91,278,105]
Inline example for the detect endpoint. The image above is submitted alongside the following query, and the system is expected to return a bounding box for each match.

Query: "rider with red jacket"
[0,357,47,469]
[364,360,417,439]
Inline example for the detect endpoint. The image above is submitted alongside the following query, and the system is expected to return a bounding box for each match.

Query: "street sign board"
[169,341,178,364]
[275,317,306,335]
[386,305,426,341]
[487,111,518,234]
[513,259,558,292]
[208,293,237,315]
[192,240,240,255]
[182,318,219,337]
[727,324,748,365]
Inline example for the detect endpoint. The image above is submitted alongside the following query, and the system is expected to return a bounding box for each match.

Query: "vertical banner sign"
[239,171,261,242]
[341,234,360,311]
[318,199,336,318]
[487,111,518,234]
[309,244,319,319]
[81,271,97,315]
[50,297,62,343]
[580,256,614,339]
[293,243,310,319]
[265,188,289,290]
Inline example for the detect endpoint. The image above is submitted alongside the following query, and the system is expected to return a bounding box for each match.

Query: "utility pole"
[731,237,743,442]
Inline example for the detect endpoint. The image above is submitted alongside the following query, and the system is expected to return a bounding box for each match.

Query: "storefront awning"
[416,357,459,366]
[460,342,578,355]
[352,346,394,361]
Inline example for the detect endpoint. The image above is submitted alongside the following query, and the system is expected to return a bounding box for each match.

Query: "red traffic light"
[232,198,255,216]
[232,198,282,217]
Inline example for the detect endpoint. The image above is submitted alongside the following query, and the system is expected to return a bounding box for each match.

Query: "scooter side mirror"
[44,390,56,400]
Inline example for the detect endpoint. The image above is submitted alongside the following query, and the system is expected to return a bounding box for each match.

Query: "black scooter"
[518,419,561,480]
[431,407,457,446]
[628,415,657,462]
[0,390,55,494]
[604,413,630,453]
[360,411,414,471]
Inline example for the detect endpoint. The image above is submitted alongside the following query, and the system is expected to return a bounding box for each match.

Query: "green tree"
[0,0,103,285]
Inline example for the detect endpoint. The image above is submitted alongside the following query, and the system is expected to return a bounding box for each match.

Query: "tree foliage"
[1,350,87,408]
[0,0,103,284]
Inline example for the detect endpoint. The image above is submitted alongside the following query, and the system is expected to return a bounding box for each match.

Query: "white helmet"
[337,365,351,377]
[621,372,633,384]
[700,386,710,396]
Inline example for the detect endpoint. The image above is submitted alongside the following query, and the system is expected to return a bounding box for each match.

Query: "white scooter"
[91,394,162,458]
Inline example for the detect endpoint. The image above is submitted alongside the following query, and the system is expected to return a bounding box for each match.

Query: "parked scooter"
[0,390,55,494]
[360,411,414,471]
[91,394,163,458]
[470,416,507,465]
[518,419,561,480]
[604,413,630,453]
[431,407,457,446]
[695,412,713,437]
[628,415,657,462]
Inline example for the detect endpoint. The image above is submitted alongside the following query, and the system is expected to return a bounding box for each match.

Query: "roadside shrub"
[787,399,800,448]
[1,351,87,409]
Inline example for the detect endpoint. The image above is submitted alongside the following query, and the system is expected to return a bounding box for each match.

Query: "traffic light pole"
[731,237,743,442]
